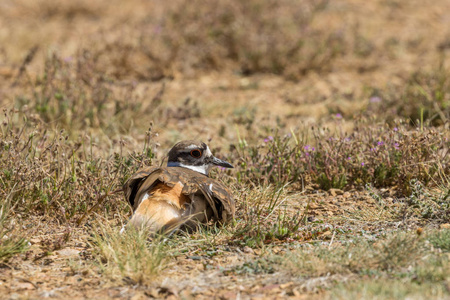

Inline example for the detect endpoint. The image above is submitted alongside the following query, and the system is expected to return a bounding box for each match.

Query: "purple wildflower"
[377,141,384,146]
[154,25,162,34]
[394,143,399,149]
[369,96,382,103]
[347,157,351,160]
[394,127,398,132]
[336,113,342,118]
[361,162,365,166]
[264,136,274,143]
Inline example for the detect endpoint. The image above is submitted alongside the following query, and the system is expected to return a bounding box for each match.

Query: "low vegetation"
[91,224,167,285]
[0,0,449,298]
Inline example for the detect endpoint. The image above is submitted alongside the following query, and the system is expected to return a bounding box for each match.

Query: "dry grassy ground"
[0,0,449,299]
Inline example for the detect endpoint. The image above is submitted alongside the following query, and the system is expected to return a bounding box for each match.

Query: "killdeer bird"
[123,140,235,233]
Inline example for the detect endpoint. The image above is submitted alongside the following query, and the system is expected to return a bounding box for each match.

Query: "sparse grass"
[0,109,158,221]
[231,185,306,247]
[285,230,449,298]
[330,279,449,300]
[428,229,450,252]
[372,62,450,127]
[90,222,168,285]
[227,257,276,275]
[17,53,144,134]
[286,231,425,276]
[364,177,450,224]
[404,179,450,223]
[0,203,28,262]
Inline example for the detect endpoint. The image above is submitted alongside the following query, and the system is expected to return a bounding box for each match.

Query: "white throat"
[167,161,209,175]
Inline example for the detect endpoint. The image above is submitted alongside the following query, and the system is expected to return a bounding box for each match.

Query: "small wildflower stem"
[290,128,298,145]
[11,45,39,87]
[75,188,123,227]
[76,157,124,226]
[328,229,336,250]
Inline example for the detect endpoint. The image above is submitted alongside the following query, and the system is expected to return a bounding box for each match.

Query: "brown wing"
[209,180,235,221]
[188,176,235,222]
[123,166,235,222]
[123,166,160,210]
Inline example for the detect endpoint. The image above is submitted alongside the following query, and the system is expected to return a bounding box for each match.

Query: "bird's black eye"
[190,149,202,158]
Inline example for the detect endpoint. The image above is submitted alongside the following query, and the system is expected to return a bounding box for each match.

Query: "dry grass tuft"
[90,222,168,285]
[0,203,28,263]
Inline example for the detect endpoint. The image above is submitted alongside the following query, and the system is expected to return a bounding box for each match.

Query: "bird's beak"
[211,156,234,168]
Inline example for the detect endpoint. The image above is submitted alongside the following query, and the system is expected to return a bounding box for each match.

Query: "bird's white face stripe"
[185,144,201,150]
[205,146,213,157]
[167,161,209,175]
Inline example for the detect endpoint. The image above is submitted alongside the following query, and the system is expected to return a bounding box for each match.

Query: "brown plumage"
[123,141,235,233]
